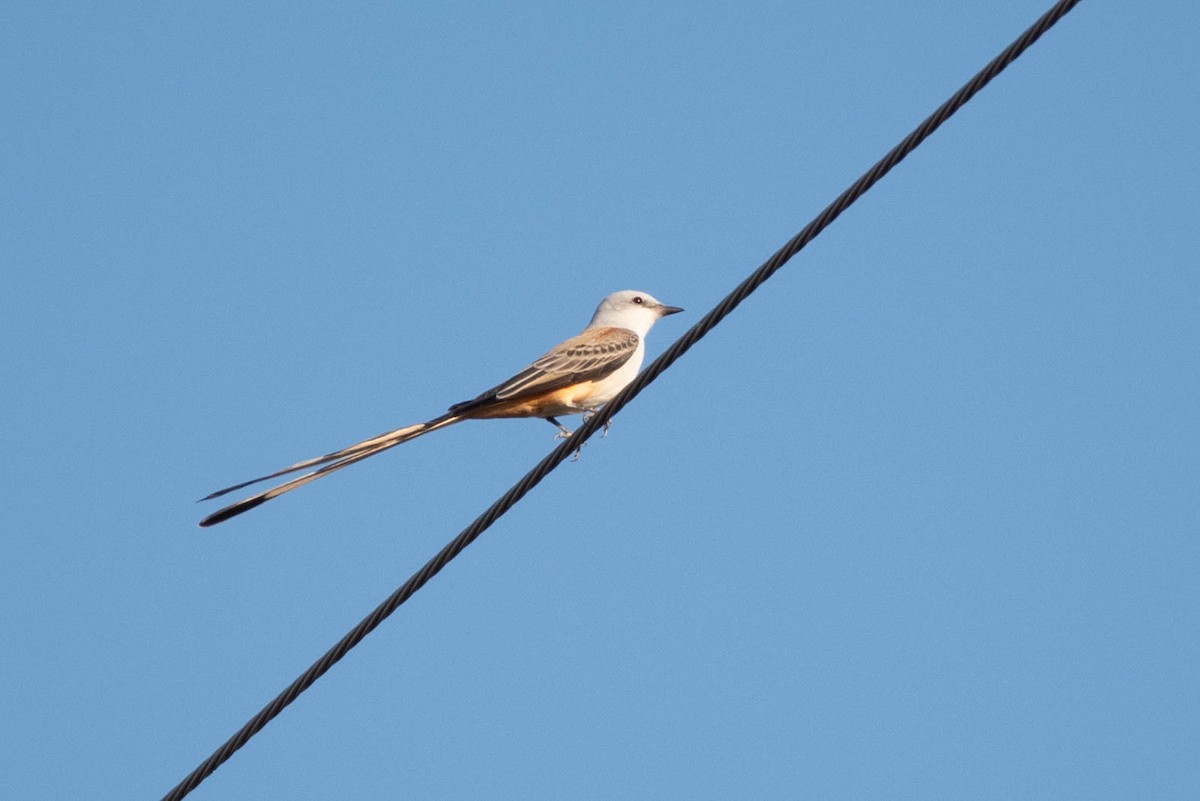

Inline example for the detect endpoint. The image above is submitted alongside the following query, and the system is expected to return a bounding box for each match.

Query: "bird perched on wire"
[199,290,683,526]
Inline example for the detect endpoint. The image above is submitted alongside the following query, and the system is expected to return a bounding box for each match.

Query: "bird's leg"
[545,417,573,440]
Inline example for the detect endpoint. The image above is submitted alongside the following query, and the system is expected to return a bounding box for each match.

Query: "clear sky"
[3,2,1197,798]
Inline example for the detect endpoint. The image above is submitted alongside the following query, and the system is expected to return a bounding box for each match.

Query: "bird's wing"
[450,326,638,412]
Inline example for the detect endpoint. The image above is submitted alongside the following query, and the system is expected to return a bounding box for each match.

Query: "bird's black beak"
[657,304,684,316]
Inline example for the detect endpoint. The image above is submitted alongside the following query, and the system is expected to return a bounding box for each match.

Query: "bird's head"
[589,290,683,335]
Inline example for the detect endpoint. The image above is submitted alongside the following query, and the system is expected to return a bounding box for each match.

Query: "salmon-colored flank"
[462,381,601,419]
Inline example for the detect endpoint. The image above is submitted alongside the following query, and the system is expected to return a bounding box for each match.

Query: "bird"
[198,289,683,526]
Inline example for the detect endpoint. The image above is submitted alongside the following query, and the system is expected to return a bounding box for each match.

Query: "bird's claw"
[552,428,586,460]
[582,411,614,438]
[553,425,585,460]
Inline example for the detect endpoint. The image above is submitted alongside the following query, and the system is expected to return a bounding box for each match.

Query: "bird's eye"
[632,296,644,305]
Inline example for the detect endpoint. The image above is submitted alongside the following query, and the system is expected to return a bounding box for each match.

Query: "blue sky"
[3,2,1198,798]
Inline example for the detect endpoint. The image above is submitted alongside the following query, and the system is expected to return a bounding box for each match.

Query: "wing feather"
[449,327,638,413]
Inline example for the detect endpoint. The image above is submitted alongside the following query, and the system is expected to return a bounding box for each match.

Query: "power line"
[163,1,1085,797]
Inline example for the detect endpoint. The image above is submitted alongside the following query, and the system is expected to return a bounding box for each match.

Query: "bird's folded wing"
[451,327,638,412]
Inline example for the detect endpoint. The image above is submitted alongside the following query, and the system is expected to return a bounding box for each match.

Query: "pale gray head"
[587,290,684,335]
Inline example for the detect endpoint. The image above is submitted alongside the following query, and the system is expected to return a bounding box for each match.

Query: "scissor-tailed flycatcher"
[199,290,682,527]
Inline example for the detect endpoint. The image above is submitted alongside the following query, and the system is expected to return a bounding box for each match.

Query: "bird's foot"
[582,411,614,438]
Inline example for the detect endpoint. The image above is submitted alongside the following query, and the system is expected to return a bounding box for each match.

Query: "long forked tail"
[198,413,462,527]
